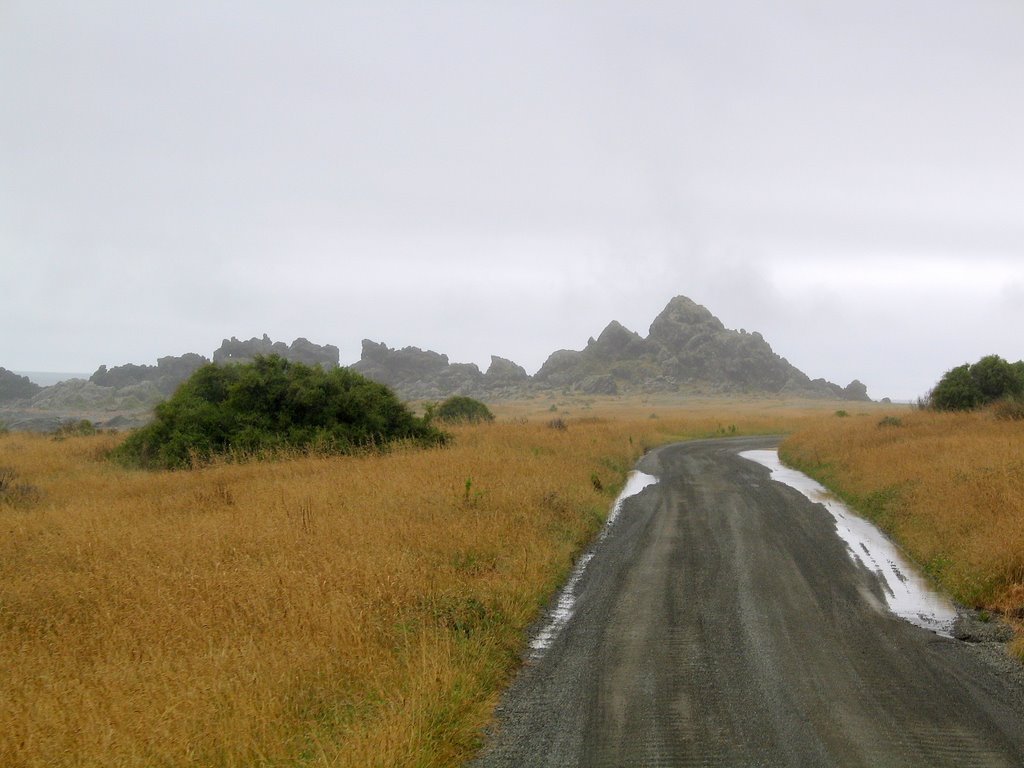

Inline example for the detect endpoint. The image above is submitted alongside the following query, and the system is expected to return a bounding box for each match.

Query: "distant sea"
[13,371,91,387]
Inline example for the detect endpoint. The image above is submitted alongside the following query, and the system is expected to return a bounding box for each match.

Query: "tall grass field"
[782,408,1024,659]
[4,399,1019,766]
[0,402,821,767]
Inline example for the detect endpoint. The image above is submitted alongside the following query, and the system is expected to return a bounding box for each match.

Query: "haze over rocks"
[1,296,869,431]
[0,337,343,431]
[351,341,532,401]
[213,335,340,369]
[357,296,870,402]
[90,353,210,396]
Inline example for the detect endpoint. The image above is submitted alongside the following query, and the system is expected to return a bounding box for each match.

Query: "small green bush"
[878,416,903,428]
[111,356,446,470]
[434,396,495,424]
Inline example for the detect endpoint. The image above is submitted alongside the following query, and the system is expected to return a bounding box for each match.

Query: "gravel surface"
[472,436,1024,767]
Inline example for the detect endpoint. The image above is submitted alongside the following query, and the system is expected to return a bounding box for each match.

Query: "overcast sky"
[3,2,1022,400]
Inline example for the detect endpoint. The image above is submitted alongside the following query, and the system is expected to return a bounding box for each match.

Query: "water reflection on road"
[741,449,957,636]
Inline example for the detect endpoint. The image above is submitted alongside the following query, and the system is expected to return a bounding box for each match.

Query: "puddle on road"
[529,471,658,658]
[740,449,957,637]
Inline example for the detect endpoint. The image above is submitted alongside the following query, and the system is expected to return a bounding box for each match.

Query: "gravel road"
[472,436,1024,767]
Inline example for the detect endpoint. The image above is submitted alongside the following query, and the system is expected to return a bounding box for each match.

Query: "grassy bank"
[0,401,835,767]
[781,408,1024,659]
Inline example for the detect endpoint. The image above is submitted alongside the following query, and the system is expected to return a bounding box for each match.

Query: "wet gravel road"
[472,437,1024,767]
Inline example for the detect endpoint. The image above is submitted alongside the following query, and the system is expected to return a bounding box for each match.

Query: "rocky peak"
[589,321,647,360]
[842,379,870,401]
[484,356,529,384]
[648,296,725,349]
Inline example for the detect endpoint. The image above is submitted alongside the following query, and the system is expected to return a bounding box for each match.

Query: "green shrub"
[111,356,446,469]
[929,364,981,410]
[434,396,495,424]
[971,354,1023,401]
[930,355,1024,411]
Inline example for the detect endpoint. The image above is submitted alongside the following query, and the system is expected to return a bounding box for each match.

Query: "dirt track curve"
[472,436,1024,767]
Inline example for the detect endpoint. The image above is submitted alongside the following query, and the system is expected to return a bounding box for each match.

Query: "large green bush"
[113,356,446,469]
[929,354,1024,411]
[433,396,495,424]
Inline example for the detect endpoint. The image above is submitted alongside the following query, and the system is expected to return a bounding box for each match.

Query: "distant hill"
[0,337,342,431]
[355,296,869,401]
[0,296,869,431]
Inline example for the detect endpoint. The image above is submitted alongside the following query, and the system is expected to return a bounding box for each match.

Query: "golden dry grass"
[0,400,861,766]
[781,408,1024,658]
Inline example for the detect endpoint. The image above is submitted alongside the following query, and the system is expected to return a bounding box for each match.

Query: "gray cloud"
[2,1,1022,400]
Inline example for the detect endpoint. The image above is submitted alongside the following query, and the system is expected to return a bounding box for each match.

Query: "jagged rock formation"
[533,296,870,399]
[484,356,530,387]
[90,353,209,396]
[534,321,650,393]
[0,368,42,403]
[213,335,339,369]
[351,296,870,401]
[29,378,163,412]
[2,298,871,432]
[351,340,452,389]
[350,342,533,400]
[2,336,342,432]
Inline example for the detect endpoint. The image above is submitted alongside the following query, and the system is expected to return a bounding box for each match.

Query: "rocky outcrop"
[0,368,42,403]
[213,335,339,369]
[351,341,455,391]
[29,378,163,412]
[350,340,487,399]
[484,356,530,387]
[350,342,540,400]
[348,296,870,401]
[2,336,346,432]
[2,298,872,433]
[842,379,870,401]
[534,321,654,389]
[645,297,804,393]
[289,337,340,368]
[90,353,209,396]
[532,296,870,400]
